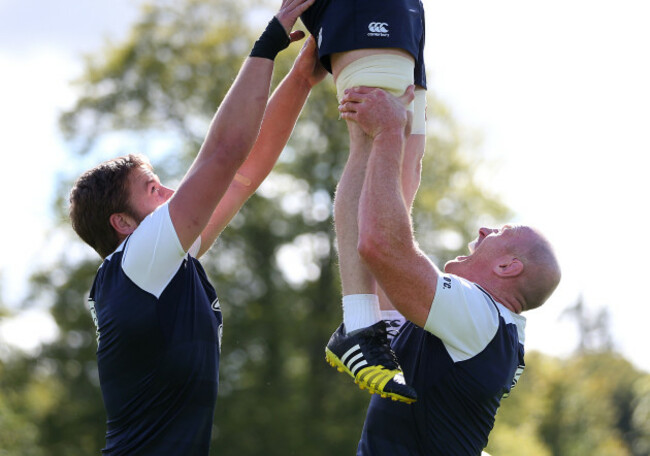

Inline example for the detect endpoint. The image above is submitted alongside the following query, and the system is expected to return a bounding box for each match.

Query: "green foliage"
[0,359,44,456]
[0,258,106,455]
[487,351,650,456]
[2,0,647,455]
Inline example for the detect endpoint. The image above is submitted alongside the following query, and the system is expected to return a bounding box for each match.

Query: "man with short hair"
[338,86,561,454]
[301,0,427,404]
[68,1,325,453]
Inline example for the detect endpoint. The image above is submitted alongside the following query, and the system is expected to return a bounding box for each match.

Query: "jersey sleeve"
[424,274,500,362]
[121,203,201,299]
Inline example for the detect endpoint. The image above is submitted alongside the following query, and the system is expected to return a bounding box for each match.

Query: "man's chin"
[443,260,457,274]
[444,255,471,273]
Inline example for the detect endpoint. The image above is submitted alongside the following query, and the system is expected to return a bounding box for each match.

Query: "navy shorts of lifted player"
[88,202,222,455]
[301,0,427,89]
[358,274,526,456]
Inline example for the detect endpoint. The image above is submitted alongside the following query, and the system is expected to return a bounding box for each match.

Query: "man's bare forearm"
[195,57,275,173]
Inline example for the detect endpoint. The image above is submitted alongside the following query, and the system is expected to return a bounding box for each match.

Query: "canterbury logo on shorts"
[367,22,390,36]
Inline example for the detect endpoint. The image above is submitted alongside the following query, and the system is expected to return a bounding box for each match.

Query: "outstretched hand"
[276,0,315,38]
[292,36,327,87]
[338,86,415,138]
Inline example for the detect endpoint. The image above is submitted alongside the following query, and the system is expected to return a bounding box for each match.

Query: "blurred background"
[0,0,648,454]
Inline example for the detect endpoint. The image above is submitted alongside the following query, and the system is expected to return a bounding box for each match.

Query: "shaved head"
[509,226,561,311]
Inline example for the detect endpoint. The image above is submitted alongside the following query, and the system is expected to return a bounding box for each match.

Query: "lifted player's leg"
[300,0,427,403]
[325,49,425,404]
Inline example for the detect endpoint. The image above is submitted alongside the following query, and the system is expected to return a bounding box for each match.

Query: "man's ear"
[109,213,137,236]
[494,257,524,278]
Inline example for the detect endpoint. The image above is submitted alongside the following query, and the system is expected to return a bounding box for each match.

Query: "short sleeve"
[122,203,189,298]
[424,274,500,362]
[188,236,201,258]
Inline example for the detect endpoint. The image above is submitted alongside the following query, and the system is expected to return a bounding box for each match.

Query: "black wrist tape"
[250,16,291,60]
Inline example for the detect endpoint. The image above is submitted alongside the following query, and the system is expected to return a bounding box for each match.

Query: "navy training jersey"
[88,203,223,455]
[358,274,526,456]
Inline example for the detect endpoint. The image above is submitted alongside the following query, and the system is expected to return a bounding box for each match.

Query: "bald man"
[338,86,561,454]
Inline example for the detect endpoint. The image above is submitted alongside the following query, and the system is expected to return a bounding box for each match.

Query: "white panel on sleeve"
[121,203,187,299]
[188,236,201,258]
[424,274,500,362]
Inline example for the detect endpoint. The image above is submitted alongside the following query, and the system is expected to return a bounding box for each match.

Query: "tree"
[11,0,510,454]
[0,357,46,456]
[562,295,615,353]
[487,349,650,456]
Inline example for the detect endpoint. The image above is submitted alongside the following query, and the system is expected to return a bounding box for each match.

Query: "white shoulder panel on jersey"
[121,203,201,299]
[424,274,500,362]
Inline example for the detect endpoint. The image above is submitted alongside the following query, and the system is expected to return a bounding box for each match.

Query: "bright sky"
[1,0,649,372]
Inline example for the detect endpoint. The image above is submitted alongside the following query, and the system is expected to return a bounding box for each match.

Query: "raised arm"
[196,35,326,257]
[340,86,438,327]
[168,0,315,252]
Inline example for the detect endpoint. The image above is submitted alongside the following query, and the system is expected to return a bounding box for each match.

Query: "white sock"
[343,294,381,333]
[381,309,407,341]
